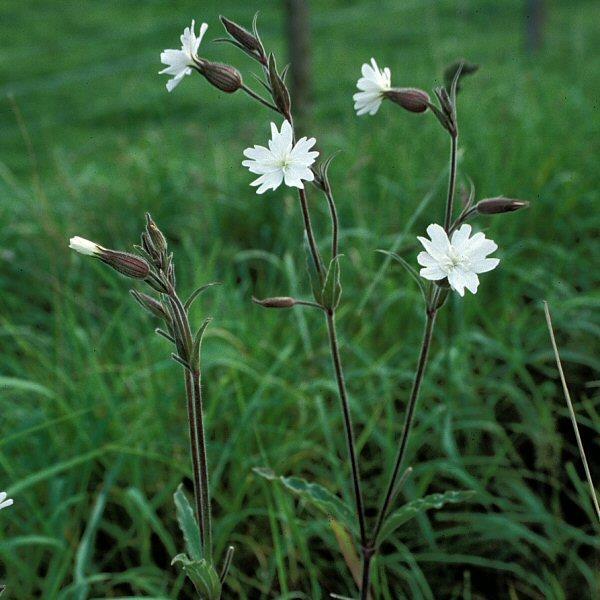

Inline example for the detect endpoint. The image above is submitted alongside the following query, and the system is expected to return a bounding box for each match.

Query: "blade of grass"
[543,301,600,523]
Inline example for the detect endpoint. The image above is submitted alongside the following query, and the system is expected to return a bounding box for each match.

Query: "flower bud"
[476,197,530,214]
[199,61,243,93]
[268,54,291,116]
[252,296,297,309]
[130,289,167,319]
[220,15,266,62]
[145,213,167,255]
[100,250,150,279]
[384,88,430,113]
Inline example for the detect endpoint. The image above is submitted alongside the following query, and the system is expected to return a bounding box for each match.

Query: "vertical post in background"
[525,0,545,53]
[286,0,311,127]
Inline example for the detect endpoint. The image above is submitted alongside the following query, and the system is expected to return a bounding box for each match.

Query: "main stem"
[371,309,438,545]
[192,368,213,560]
[443,134,458,232]
[326,311,367,545]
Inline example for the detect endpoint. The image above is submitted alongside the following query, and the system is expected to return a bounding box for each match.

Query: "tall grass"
[1,0,599,597]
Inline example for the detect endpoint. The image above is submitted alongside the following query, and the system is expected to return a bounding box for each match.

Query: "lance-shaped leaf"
[254,468,355,533]
[184,282,221,311]
[191,317,212,367]
[377,490,476,545]
[171,554,221,600]
[377,250,428,303]
[321,255,343,311]
[173,484,202,561]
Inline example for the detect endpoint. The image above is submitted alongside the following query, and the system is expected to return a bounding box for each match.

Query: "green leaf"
[321,255,343,310]
[377,490,476,545]
[254,469,355,533]
[377,249,428,303]
[173,484,202,561]
[172,554,221,599]
[191,317,212,367]
[184,282,221,311]
[304,241,324,305]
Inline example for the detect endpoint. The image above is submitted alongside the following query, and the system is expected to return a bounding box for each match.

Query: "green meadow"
[1,0,598,597]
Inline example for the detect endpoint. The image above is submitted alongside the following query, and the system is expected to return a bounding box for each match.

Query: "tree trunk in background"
[286,0,311,126]
[525,0,546,53]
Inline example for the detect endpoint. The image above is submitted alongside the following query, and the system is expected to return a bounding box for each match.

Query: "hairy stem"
[241,84,279,113]
[298,186,325,278]
[326,311,368,545]
[443,134,458,232]
[371,309,437,545]
[192,368,213,559]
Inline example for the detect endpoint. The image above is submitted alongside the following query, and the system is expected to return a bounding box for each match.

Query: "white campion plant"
[242,120,319,194]
[160,20,208,92]
[417,223,500,296]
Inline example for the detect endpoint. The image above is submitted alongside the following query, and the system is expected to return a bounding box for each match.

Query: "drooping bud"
[130,289,167,319]
[268,54,291,116]
[99,249,150,279]
[476,197,530,215]
[252,296,297,309]
[384,88,430,113]
[198,61,243,93]
[220,15,266,63]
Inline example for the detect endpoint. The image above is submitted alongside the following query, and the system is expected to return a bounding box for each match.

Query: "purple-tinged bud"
[252,296,297,309]
[130,289,167,319]
[100,250,150,279]
[220,16,266,63]
[145,213,167,255]
[268,54,291,116]
[476,197,530,215]
[384,88,430,113]
[198,61,243,93]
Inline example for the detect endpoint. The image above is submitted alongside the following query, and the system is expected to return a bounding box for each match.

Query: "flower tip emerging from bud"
[252,296,297,309]
[385,88,430,113]
[198,60,243,93]
[476,197,530,215]
[69,236,102,256]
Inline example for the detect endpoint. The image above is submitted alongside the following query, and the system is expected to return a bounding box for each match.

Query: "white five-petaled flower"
[242,120,319,194]
[353,58,392,116]
[159,20,208,92]
[417,224,500,296]
[0,491,13,511]
[69,236,101,256]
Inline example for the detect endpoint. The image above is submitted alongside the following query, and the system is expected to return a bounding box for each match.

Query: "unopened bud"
[384,88,430,113]
[476,197,530,215]
[100,249,150,279]
[220,16,266,62]
[130,289,167,319]
[145,213,167,255]
[268,54,291,116]
[252,296,296,309]
[198,61,243,93]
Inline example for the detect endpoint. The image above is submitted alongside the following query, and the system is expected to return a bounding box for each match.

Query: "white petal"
[447,269,466,296]
[420,265,447,281]
[425,224,451,255]
[470,257,500,274]
[450,224,472,250]
[417,251,438,267]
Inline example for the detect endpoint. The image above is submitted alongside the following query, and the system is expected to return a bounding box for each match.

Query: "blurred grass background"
[1,0,599,597]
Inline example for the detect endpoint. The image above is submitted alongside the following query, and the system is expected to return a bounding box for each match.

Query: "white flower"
[159,20,208,92]
[0,491,13,511]
[69,236,101,256]
[353,58,392,116]
[242,120,319,194]
[417,224,500,296]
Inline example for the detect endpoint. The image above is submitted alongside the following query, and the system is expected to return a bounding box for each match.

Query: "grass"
[1,0,599,597]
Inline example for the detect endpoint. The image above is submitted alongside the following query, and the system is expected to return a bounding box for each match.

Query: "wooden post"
[285,0,311,124]
[525,0,545,53]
